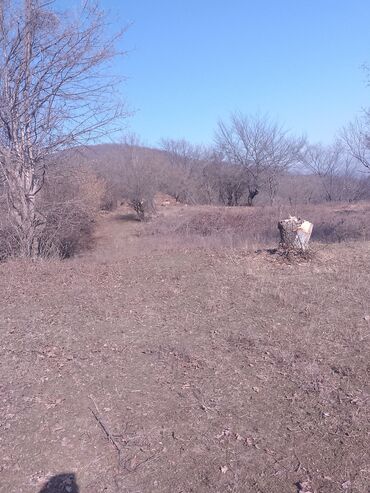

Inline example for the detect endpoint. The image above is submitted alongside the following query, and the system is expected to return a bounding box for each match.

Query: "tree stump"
[278,216,313,251]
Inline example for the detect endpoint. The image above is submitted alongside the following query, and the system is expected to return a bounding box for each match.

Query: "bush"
[0,163,107,261]
[37,203,95,258]
[35,164,105,258]
[0,219,19,261]
[143,202,370,251]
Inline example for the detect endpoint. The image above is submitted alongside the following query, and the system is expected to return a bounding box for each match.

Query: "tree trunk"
[6,163,38,257]
[3,0,39,257]
[267,176,278,206]
[247,188,259,206]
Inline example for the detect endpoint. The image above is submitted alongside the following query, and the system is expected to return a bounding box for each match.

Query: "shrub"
[37,203,95,258]
[35,165,105,258]
[0,219,19,261]
[143,202,370,251]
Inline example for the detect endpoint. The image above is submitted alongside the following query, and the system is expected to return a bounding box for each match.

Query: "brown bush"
[0,219,19,261]
[100,187,118,211]
[0,164,106,261]
[41,164,107,213]
[174,209,277,244]
[143,202,370,251]
[37,203,95,258]
[144,207,279,250]
[307,209,370,243]
[35,165,105,258]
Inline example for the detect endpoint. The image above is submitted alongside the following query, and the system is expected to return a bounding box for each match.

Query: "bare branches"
[300,142,366,202]
[215,113,305,205]
[341,117,370,172]
[0,0,128,255]
[119,138,161,220]
[159,138,208,203]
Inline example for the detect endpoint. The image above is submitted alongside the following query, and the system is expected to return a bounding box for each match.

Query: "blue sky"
[63,1,370,146]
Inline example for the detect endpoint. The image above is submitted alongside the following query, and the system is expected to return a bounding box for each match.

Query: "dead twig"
[123,452,157,473]
[294,455,302,473]
[89,407,122,461]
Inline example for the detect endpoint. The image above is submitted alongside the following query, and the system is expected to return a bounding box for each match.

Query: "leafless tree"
[215,113,304,205]
[0,0,127,256]
[300,144,341,201]
[301,143,365,202]
[341,117,370,172]
[159,138,206,203]
[201,159,248,206]
[119,135,160,220]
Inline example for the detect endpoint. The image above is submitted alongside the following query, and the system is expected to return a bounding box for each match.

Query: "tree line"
[94,114,368,221]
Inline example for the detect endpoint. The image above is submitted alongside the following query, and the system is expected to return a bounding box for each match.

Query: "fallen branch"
[89,407,122,460]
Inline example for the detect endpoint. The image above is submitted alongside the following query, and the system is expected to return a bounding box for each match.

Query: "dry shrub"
[41,164,107,213]
[36,164,106,258]
[0,169,101,260]
[37,204,95,258]
[310,211,370,242]
[144,207,279,249]
[143,202,370,251]
[75,168,107,214]
[100,187,118,211]
[0,218,19,261]
[0,191,21,259]
[175,209,278,245]
[269,202,370,244]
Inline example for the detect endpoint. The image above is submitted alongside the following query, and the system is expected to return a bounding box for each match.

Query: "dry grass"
[0,203,369,493]
[140,201,370,252]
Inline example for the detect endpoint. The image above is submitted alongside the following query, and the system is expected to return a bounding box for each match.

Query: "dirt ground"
[0,206,369,493]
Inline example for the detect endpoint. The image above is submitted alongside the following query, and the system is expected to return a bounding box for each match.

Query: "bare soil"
[1,205,369,492]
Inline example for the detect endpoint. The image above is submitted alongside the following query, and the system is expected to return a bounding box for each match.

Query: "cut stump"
[278,216,313,251]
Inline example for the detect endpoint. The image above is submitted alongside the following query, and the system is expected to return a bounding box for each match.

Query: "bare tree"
[119,135,160,220]
[0,0,127,256]
[202,160,248,206]
[301,144,341,201]
[215,113,304,205]
[301,143,365,202]
[159,138,206,203]
[341,117,370,172]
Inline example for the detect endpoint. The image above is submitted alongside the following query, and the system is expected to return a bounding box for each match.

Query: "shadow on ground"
[114,213,140,222]
[38,473,79,493]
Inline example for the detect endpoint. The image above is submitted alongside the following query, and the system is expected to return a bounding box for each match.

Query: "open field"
[0,204,369,493]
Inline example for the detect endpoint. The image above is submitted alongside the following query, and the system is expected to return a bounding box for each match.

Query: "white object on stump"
[278,216,313,251]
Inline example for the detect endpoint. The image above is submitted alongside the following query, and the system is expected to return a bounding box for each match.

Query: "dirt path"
[86,205,182,261]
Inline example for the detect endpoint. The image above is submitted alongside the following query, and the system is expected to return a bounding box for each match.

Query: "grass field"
[0,203,369,493]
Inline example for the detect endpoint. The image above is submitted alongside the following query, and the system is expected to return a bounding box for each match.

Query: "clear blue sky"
[64,1,370,146]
